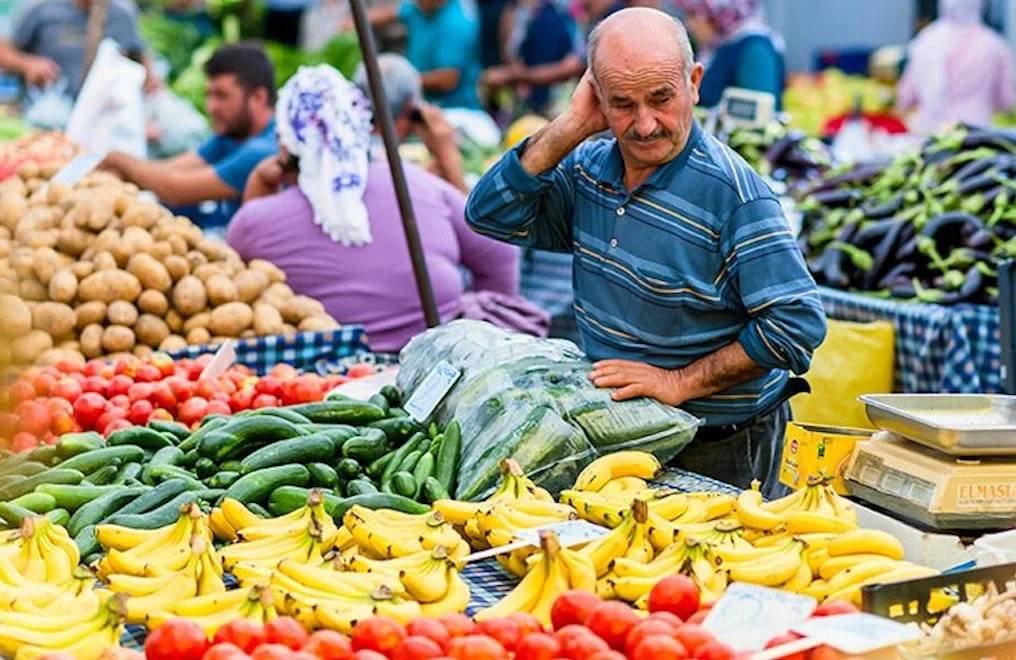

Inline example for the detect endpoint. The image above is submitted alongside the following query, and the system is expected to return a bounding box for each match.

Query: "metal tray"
[859,394,1016,456]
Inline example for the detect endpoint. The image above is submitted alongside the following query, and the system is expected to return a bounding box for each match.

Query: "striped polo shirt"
[465,121,826,427]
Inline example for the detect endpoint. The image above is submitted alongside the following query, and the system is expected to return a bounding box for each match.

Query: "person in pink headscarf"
[898,0,1016,134]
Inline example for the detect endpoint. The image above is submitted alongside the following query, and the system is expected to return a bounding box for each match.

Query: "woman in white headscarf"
[226,64,536,351]
[898,0,1016,133]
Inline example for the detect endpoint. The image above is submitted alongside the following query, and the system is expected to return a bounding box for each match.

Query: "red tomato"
[252,394,279,409]
[475,619,522,652]
[560,633,608,659]
[280,380,301,406]
[106,375,133,399]
[301,630,353,660]
[230,387,255,413]
[218,377,238,395]
[347,364,375,378]
[686,611,709,625]
[29,372,54,397]
[102,418,133,436]
[293,376,322,403]
[407,618,451,650]
[149,352,176,378]
[196,378,224,400]
[128,400,154,426]
[135,364,161,383]
[18,402,51,436]
[82,360,104,377]
[648,575,700,622]
[149,408,174,422]
[178,397,210,427]
[82,376,109,397]
[51,377,83,402]
[96,408,130,432]
[351,651,388,660]
[49,410,75,436]
[254,376,284,398]
[263,617,309,651]
[11,432,38,452]
[150,383,177,413]
[0,412,19,437]
[625,619,678,657]
[554,626,597,658]
[437,614,474,639]
[763,633,805,660]
[446,635,506,660]
[695,641,735,660]
[72,392,106,428]
[250,644,298,660]
[508,613,545,636]
[269,364,299,380]
[812,601,858,617]
[630,636,688,660]
[206,399,232,417]
[188,359,209,380]
[56,358,82,374]
[213,620,266,654]
[673,624,714,656]
[145,618,210,660]
[108,394,130,410]
[114,356,141,377]
[585,602,640,651]
[202,642,251,660]
[9,380,35,404]
[648,612,684,628]
[166,376,196,402]
[515,633,561,660]
[127,382,154,403]
[351,617,407,654]
[551,591,602,630]
[391,636,444,660]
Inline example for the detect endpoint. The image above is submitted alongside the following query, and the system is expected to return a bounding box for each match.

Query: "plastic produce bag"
[21,80,74,130]
[398,321,701,499]
[146,88,209,158]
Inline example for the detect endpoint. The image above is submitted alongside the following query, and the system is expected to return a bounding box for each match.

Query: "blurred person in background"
[897,0,1015,133]
[228,65,532,353]
[676,0,784,109]
[100,43,277,232]
[265,0,314,45]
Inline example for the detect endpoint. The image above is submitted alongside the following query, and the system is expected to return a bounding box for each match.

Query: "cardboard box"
[780,422,872,494]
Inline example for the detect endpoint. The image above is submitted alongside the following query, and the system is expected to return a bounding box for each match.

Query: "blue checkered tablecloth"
[167,327,370,375]
[819,287,1001,394]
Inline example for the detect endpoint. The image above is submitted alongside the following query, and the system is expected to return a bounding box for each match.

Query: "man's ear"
[689,62,704,104]
[254,86,271,108]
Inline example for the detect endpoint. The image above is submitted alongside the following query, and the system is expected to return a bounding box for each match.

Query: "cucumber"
[391,471,416,498]
[289,400,386,425]
[238,434,334,475]
[411,453,434,498]
[28,446,59,466]
[112,462,143,485]
[195,488,225,503]
[334,480,346,498]
[428,422,439,439]
[429,434,444,458]
[341,434,388,464]
[84,464,119,485]
[0,468,84,501]
[367,453,395,479]
[68,486,149,537]
[58,446,144,474]
[380,385,402,407]
[397,450,423,475]
[247,503,271,518]
[239,407,312,424]
[198,417,308,462]
[380,432,425,488]
[73,525,100,556]
[389,407,409,418]
[434,420,461,494]
[366,417,421,445]
[106,491,206,529]
[55,432,105,458]
[36,483,119,512]
[421,476,450,503]
[176,416,229,452]
[143,465,205,490]
[46,508,70,527]
[267,486,342,516]
[307,463,339,488]
[178,449,200,469]
[336,458,362,481]
[149,446,184,468]
[206,471,241,489]
[8,492,56,514]
[194,458,218,480]
[368,393,390,416]
[330,493,429,520]
[224,464,310,505]
[345,478,379,496]
[0,452,31,475]
[299,423,358,438]
[148,420,191,442]
[106,427,174,451]
[115,479,196,516]
[0,475,18,490]
[2,461,47,478]
[0,503,37,527]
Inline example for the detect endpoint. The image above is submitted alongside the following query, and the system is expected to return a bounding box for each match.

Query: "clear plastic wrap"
[398,321,701,499]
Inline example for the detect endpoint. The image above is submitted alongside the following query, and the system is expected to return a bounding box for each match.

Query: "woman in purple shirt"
[227,64,522,352]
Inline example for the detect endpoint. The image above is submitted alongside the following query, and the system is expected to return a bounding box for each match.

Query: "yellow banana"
[735,481,785,530]
[781,555,813,593]
[577,518,633,577]
[693,493,737,520]
[124,573,198,624]
[727,543,803,586]
[95,523,172,552]
[529,533,570,627]
[14,621,120,660]
[672,498,709,524]
[574,451,661,492]
[560,547,597,592]
[474,558,546,621]
[172,588,254,617]
[599,476,649,496]
[802,579,831,600]
[760,487,807,513]
[825,558,902,593]
[785,511,856,535]
[826,529,905,560]
[608,575,658,602]
[420,570,471,618]
[824,486,858,526]
[400,559,453,603]
[819,553,902,581]
[648,491,690,520]
[314,601,377,633]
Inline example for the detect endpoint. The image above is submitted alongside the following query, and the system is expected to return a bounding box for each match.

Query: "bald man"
[466,8,825,497]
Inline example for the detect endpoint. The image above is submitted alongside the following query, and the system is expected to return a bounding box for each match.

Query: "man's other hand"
[20,55,59,87]
[589,359,687,405]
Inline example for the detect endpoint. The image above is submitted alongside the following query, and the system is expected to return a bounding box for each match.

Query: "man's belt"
[694,377,810,443]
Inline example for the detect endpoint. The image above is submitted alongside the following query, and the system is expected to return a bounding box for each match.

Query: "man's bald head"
[587,8,695,83]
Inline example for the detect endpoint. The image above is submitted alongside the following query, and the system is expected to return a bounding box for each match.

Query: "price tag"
[326,369,398,402]
[199,340,237,381]
[461,520,608,563]
[403,361,460,422]
[703,584,816,652]
[791,613,920,654]
[50,152,105,187]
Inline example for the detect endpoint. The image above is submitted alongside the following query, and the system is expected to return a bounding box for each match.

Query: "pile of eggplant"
[722,120,834,183]
[798,125,1016,305]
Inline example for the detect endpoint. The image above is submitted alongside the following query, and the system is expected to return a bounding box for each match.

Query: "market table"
[819,287,1001,394]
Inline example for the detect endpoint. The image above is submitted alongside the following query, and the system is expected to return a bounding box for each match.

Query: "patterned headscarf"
[276,65,375,246]
[676,0,761,39]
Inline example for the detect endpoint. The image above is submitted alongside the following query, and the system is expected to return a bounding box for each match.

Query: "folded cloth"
[458,290,550,337]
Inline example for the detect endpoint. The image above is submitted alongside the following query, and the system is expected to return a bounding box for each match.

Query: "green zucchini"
[397,450,423,475]
[112,462,143,485]
[289,400,386,425]
[84,464,119,485]
[150,445,184,468]
[366,417,421,445]
[238,434,334,475]
[176,416,229,452]
[345,479,379,496]
[143,465,205,490]
[368,393,390,416]
[36,483,120,512]
[335,458,362,481]
[380,432,425,488]
[8,492,56,514]
[147,420,191,443]
[341,434,388,464]
[106,427,174,451]
[198,417,307,462]
[0,503,37,527]
[206,471,241,489]
[267,486,342,516]
[73,525,100,556]
[0,468,84,501]
[45,508,70,527]
[2,461,47,478]
[178,449,201,468]
[27,446,59,466]
[247,503,271,518]
[115,479,197,516]
[55,432,105,459]
[388,407,409,418]
[435,420,461,494]
[238,407,312,424]
[224,464,310,505]
[194,458,218,480]
[105,491,206,529]
[391,471,417,498]
[330,493,429,520]
[58,446,144,474]
[367,452,395,479]
[307,463,339,488]
[0,452,31,475]
[67,486,149,537]
[421,476,450,503]
[411,453,435,498]
[380,385,402,407]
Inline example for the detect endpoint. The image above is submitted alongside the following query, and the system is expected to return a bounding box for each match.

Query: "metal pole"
[347,0,441,328]
[83,0,109,77]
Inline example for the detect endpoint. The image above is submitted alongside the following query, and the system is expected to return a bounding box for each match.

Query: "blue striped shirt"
[465,122,826,426]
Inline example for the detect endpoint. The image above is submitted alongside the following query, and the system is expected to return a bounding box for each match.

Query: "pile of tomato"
[2,353,376,451]
[137,578,859,660]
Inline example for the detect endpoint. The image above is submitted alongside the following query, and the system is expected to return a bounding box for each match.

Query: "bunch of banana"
[147,584,280,637]
[573,450,661,492]
[344,545,472,617]
[476,530,595,626]
[97,503,212,577]
[0,517,82,587]
[343,506,468,560]
[470,499,578,576]
[219,504,333,572]
[691,519,755,551]
[0,589,125,660]
[715,538,807,590]
[574,499,669,578]
[211,497,272,543]
[746,477,859,532]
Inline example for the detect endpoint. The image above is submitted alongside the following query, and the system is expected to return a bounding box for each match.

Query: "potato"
[0,278,16,295]
[185,251,208,270]
[32,302,76,338]
[127,253,172,292]
[102,325,135,353]
[75,301,107,329]
[159,334,187,352]
[70,260,95,280]
[90,229,121,256]
[0,342,10,367]
[240,329,256,338]
[135,314,170,348]
[56,227,91,257]
[78,269,142,303]
[0,294,32,337]
[282,296,326,324]
[92,251,118,271]
[133,344,153,358]
[31,247,61,285]
[208,302,254,337]
[120,201,162,229]
[167,235,188,256]
[17,161,38,180]
[183,312,211,333]
[79,324,104,358]
[107,300,139,326]
[234,270,269,304]
[12,329,52,363]
[281,323,298,337]
[0,239,11,259]
[196,239,230,262]
[24,228,58,248]
[249,259,286,284]
[206,274,239,306]
[186,327,211,345]
[137,290,169,316]
[37,347,85,368]
[151,241,173,260]
[19,278,47,301]
[260,282,294,305]
[113,227,155,266]
[252,303,284,336]
[192,264,222,282]
[299,316,340,332]
[48,269,77,303]
[0,190,27,231]
[45,182,69,206]
[163,255,189,281]
[172,276,207,317]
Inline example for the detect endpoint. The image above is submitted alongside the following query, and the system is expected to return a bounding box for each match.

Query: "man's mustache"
[624,127,671,142]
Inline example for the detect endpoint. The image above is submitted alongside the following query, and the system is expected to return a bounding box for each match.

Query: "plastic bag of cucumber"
[398,321,701,500]
[0,396,459,559]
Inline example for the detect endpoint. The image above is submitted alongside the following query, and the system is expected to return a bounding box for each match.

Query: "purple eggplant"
[877,262,916,289]
[920,212,985,248]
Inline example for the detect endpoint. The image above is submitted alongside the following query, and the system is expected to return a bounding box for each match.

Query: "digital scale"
[702,87,777,134]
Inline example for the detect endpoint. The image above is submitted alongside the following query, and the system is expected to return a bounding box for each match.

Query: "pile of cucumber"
[0,385,462,558]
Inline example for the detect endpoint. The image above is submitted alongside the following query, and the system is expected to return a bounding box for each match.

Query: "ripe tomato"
[135,364,161,383]
[438,614,475,638]
[213,620,266,654]
[630,635,688,660]
[391,636,444,660]
[9,380,35,404]
[347,364,375,378]
[561,632,608,659]
[51,377,83,402]
[585,602,640,651]
[107,375,133,399]
[476,618,522,652]
[10,432,38,452]
[108,394,130,410]
[351,617,407,654]
[149,352,176,378]
[263,617,309,650]
[56,358,82,374]
[203,643,251,660]
[195,378,224,400]
[178,397,210,427]
[251,394,279,409]
[555,626,598,658]
[673,624,714,656]
[144,618,209,660]
[508,613,545,636]
[230,387,255,413]
[254,377,283,399]
[686,610,709,625]
[0,412,19,437]
[251,644,300,660]
[29,372,54,397]
[165,376,196,401]
[82,376,109,397]
[82,360,104,377]
[351,651,388,660]
[127,382,154,403]
[625,619,678,656]
[294,376,322,403]
[515,633,561,660]
[18,402,51,436]
[102,418,133,436]
[446,635,507,660]
[150,382,177,412]
[648,575,700,621]
[648,611,684,628]
[128,400,154,426]
[763,633,804,660]
[269,364,299,380]
[551,591,602,630]
[806,645,840,660]
[49,410,75,436]
[695,641,735,660]
[72,392,106,428]
[96,408,130,433]
[301,630,353,660]
[407,618,451,650]
[114,356,141,377]
[206,399,232,417]
[149,408,174,422]
[812,600,858,617]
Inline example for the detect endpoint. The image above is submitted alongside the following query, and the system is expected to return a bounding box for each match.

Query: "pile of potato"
[0,163,340,372]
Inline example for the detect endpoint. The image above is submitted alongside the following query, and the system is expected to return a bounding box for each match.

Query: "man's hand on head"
[565,71,609,141]
[589,359,688,406]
